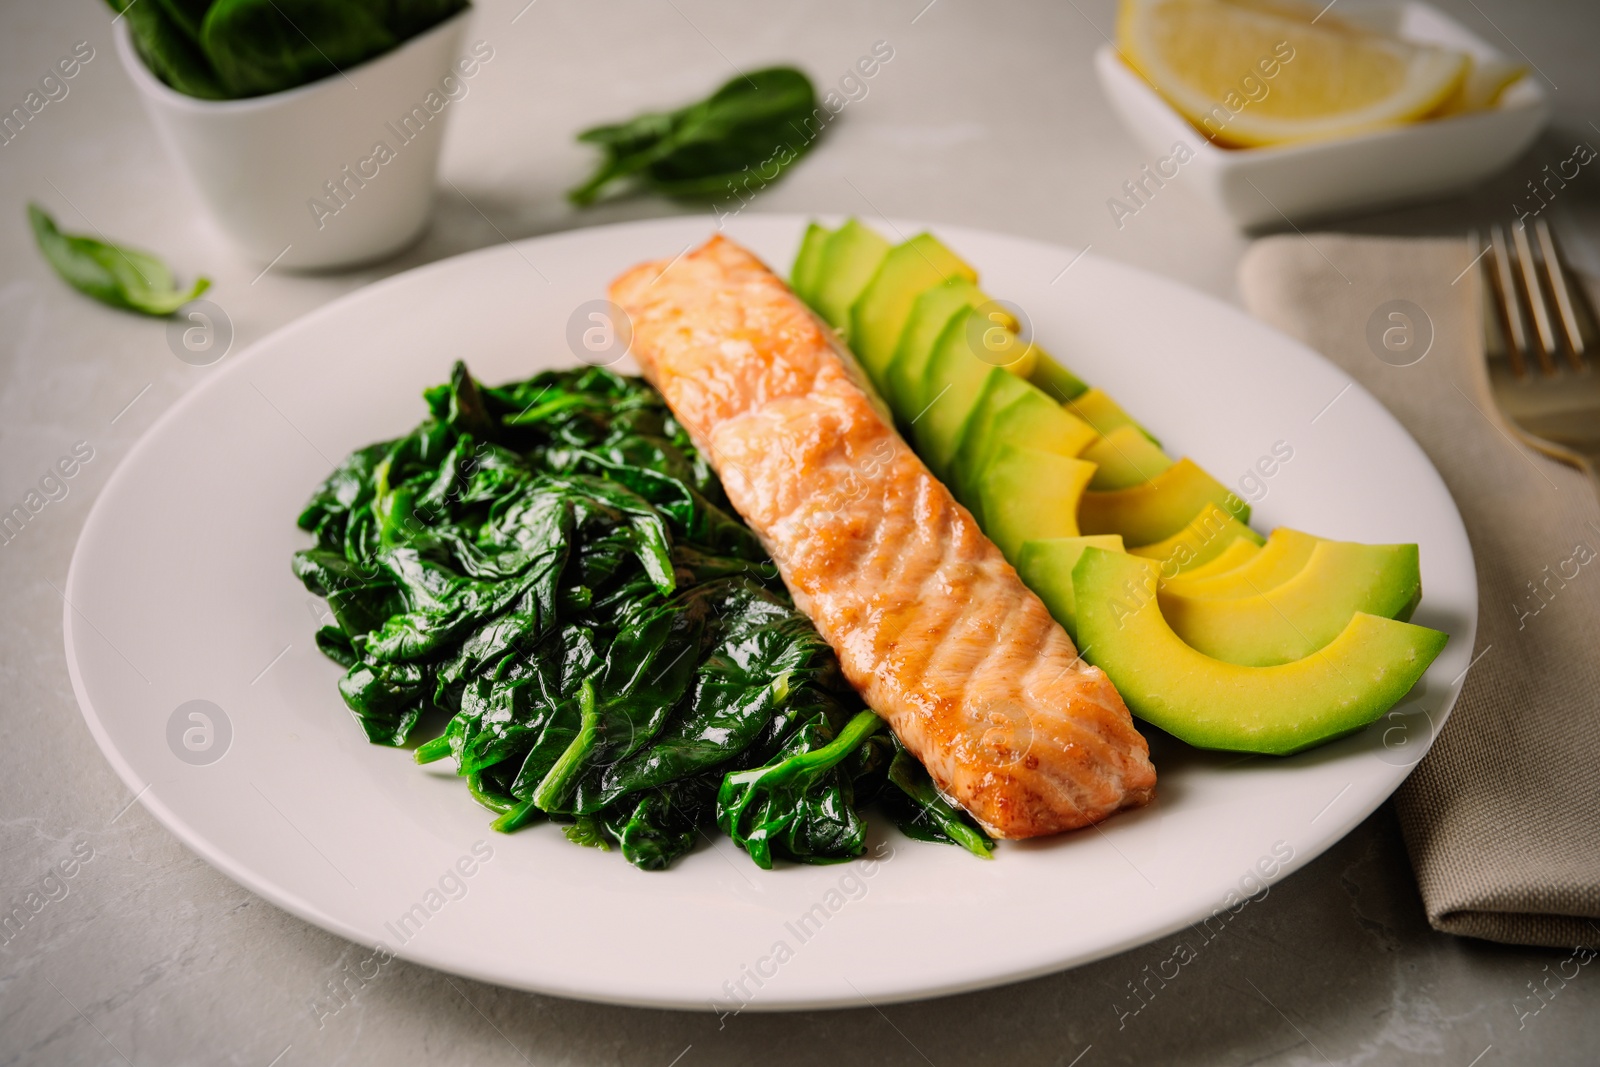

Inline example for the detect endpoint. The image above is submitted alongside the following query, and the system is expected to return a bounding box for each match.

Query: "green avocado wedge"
[952,373,1098,518]
[1017,534,1126,640]
[913,306,1038,479]
[949,369,1032,513]
[885,279,984,421]
[977,447,1097,561]
[812,219,891,337]
[1084,425,1174,490]
[1072,548,1447,755]
[1078,458,1248,547]
[1065,388,1157,444]
[1159,541,1423,666]
[1160,526,1320,600]
[911,306,1000,478]
[1128,502,1263,577]
[790,221,833,303]
[850,234,976,390]
[1027,352,1090,403]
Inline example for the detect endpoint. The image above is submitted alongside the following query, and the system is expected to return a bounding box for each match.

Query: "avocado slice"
[790,222,833,303]
[1078,458,1248,547]
[885,280,983,421]
[976,446,1097,561]
[850,234,977,390]
[1175,537,1260,581]
[1073,548,1448,755]
[1159,541,1423,666]
[1128,502,1262,576]
[1027,352,1090,403]
[1017,534,1126,640]
[911,306,1000,478]
[1065,388,1158,445]
[913,306,1039,478]
[1084,425,1174,490]
[949,369,1032,511]
[1162,527,1319,600]
[812,219,891,337]
[952,373,1098,516]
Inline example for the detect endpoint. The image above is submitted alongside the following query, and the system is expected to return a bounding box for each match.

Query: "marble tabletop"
[4,0,1600,1063]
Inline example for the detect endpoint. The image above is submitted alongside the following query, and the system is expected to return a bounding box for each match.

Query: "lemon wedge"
[1432,55,1527,115]
[1211,0,1359,30]
[1117,0,1470,147]
[1220,0,1524,118]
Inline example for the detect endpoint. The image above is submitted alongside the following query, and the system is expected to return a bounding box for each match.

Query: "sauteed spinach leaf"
[294,362,991,869]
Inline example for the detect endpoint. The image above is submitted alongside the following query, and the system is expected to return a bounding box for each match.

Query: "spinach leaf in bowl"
[105,0,470,100]
[153,0,215,42]
[201,0,397,98]
[110,0,227,99]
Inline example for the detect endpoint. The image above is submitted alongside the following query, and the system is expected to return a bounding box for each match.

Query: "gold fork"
[1477,218,1600,502]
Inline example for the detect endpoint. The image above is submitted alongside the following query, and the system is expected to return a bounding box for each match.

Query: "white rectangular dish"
[1095,2,1550,228]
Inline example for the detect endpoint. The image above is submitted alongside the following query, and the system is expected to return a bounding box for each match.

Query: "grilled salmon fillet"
[611,235,1155,838]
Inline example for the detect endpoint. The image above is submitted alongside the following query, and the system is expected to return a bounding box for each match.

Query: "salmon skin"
[610,235,1155,838]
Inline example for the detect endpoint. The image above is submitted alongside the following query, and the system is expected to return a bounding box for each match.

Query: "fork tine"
[1471,229,1506,364]
[1489,225,1530,378]
[1512,222,1558,375]
[1535,218,1588,371]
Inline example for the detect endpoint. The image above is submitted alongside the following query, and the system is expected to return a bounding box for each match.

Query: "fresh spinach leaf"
[568,67,821,206]
[109,0,467,101]
[153,0,215,44]
[27,203,209,317]
[200,0,396,98]
[105,0,228,99]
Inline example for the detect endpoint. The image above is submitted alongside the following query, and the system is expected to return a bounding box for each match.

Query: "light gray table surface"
[4,1,1600,1064]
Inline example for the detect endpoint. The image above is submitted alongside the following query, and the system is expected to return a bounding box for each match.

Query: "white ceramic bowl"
[1095,1,1551,229]
[114,10,471,270]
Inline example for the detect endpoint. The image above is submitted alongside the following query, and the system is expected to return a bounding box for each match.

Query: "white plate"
[64,214,1476,1011]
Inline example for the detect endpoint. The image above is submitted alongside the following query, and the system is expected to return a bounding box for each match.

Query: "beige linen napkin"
[1239,234,1600,948]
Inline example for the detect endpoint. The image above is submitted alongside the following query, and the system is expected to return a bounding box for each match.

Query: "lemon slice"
[1432,56,1527,116]
[1213,0,1360,31]
[1218,0,1523,118]
[1117,0,1470,147]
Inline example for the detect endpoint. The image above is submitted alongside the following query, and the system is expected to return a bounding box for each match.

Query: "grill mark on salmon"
[611,235,1155,838]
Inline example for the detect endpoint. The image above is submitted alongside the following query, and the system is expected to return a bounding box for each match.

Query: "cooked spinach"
[294,362,992,869]
[568,67,821,206]
[28,203,209,317]
[881,738,995,859]
[104,0,468,100]
[718,709,883,869]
